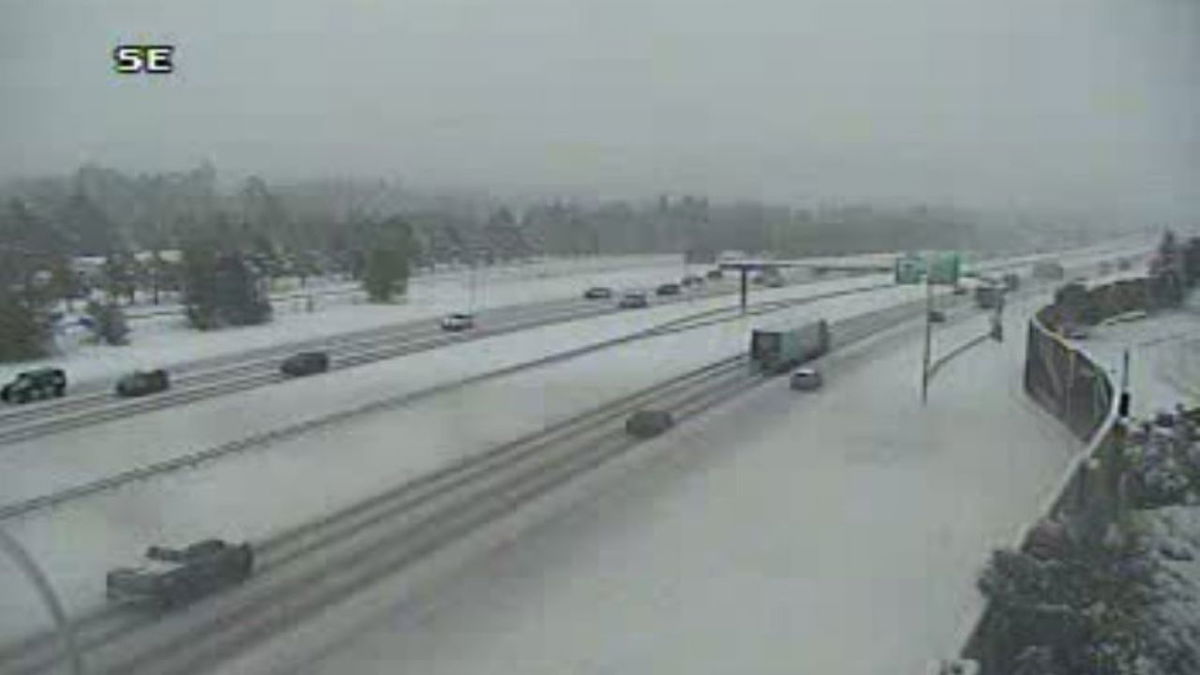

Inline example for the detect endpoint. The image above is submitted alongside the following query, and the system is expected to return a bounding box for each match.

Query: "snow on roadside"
[0,256,690,387]
[1075,294,1200,419]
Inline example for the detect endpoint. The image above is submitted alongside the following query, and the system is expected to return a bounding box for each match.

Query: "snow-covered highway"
[0,240,1149,673]
[254,287,1082,675]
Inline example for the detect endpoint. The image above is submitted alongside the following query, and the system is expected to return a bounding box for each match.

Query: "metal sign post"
[920,252,960,404]
[739,268,748,314]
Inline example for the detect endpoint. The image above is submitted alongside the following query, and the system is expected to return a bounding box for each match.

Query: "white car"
[440,313,475,331]
[789,367,823,391]
[1062,325,1089,340]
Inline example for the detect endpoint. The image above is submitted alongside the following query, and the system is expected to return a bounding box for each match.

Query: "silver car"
[440,313,475,331]
[789,367,823,391]
[618,292,649,309]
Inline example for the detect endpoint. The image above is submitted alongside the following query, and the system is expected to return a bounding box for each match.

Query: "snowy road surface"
[0,244,1142,646]
[0,273,897,505]
[0,254,691,387]
[237,290,1082,675]
[0,241,1139,389]
[0,274,938,642]
[1077,294,1200,417]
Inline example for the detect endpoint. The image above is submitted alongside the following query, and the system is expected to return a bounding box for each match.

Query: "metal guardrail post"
[0,527,84,675]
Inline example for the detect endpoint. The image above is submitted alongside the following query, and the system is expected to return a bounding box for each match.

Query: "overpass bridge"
[717,253,897,311]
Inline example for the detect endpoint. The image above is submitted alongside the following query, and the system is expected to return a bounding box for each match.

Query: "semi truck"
[894,253,926,285]
[749,319,830,374]
[975,284,1004,309]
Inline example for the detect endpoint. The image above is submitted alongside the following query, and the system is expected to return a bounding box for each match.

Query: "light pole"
[467,256,478,313]
[921,276,933,404]
[0,527,84,675]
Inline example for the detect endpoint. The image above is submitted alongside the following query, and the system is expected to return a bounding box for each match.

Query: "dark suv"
[115,369,170,397]
[1,368,67,404]
[625,409,674,438]
[280,351,330,377]
[583,287,614,299]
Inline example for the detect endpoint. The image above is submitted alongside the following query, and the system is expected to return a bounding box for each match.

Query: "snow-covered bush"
[976,518,1156,675]
[1122,413,1200,510]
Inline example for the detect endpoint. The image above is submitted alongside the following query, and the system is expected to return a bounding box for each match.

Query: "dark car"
[952,285,968,296]
[656,283,682,296]
[928,310,946,323]
[1,368,66,404]
[115,369,170,397]
[706,269,724,280]
[618,292,649,309]
[625,409,674,438]
[106,539,254,609]
[583,287,614,300]
[681,275,704,287]
[280,351,330,377]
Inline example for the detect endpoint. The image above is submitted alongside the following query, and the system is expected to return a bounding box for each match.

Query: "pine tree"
[48,256,82,312]
[102,250,139,304]
[181,238,221,330]
[85,300,129,345]
[362,216,418,302]
[0,293,47,361]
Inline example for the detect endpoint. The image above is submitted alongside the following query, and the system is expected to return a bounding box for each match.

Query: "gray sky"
[2,0,1198,218]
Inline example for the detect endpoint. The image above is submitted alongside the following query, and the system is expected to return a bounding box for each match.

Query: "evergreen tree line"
[0,162,1143,362]
[0,193,420,360]
[1,163,1100,274]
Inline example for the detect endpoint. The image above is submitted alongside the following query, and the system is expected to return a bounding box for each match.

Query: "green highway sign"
[927,252,960,285]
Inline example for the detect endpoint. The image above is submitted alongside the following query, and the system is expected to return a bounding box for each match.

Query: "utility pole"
[921,277,933,404]
[468,259,477,313]
[739,267,748,315]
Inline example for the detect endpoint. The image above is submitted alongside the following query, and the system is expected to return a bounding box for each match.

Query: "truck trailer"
[975,284,1004,309]
[1032,260,1065,280]
[894,253,926,285]
[750,319,830,374]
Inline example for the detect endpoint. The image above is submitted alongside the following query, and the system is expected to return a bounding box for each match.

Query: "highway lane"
[0,234,1145,443]
[0,279,981,675]
[0,239,1138,444]
[0,275,768,443]
[0,242,1146,670]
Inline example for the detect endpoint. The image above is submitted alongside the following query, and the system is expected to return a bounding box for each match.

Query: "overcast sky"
[2,0,1198,218]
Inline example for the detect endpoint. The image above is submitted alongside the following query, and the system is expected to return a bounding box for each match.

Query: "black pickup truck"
[106,539,254,608]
